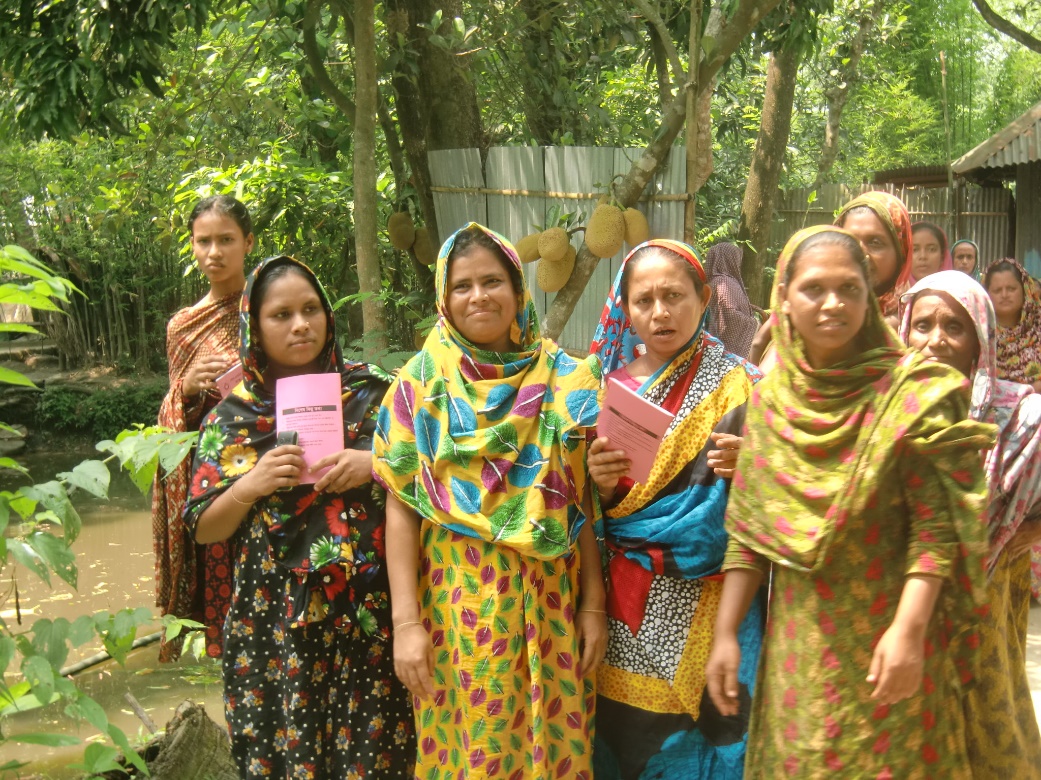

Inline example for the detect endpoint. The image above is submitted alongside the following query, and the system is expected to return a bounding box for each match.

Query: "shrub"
[37,379,168,440]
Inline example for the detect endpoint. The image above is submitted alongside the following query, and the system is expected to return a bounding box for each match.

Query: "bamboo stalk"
[428,186,692,201]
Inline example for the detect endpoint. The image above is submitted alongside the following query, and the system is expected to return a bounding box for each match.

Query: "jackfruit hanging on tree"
[536,246,576,293]
[388,211,416,251]
[515,233,541,264]
[537,227,570,263]
[413,226,437,266]
[623,207,650,246]
[585,204,625,259]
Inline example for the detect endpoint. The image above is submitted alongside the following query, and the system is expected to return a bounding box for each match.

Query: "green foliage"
[0,0,211,137]
[0,245,203,773]
[36,380,169,441]
[97,425,200,495]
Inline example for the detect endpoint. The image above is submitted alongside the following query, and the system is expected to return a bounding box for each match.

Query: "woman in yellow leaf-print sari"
[375,223,607,780]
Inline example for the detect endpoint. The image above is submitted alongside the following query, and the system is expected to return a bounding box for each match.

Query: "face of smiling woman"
[781,244,869,369]
[622,253,710,370]
[445,246,521,352]
[254,269,328,379]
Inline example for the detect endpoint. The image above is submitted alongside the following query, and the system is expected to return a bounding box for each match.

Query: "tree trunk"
[647,22,675,110]
[383,4,440,242]
[541,0,783,339]
[685,0,704,241]
[132,702,238,780]
[421,1,484,152]
[517,0,568,145]
[384,0,484,244]
[736,44,802,307]
[812,1,883,190]
[353,0,388,351]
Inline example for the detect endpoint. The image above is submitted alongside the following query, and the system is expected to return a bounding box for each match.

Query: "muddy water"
[1,453,224,776]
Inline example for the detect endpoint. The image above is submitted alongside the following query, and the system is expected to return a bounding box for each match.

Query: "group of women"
[152,191,1041,779]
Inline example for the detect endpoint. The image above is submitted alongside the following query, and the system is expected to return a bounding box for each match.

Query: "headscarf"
[835,191,914,318]
[372,223,601,559]
[590,239,761,580]
[704,242,758,359]
[951,239,981,277]
[183,256,393,632]
[985,257,1041,386]
[900,270,1041,571]
[726,227,993,608]
[910,221,954,283]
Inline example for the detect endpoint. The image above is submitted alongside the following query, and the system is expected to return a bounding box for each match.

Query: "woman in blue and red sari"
[588,239,765,779]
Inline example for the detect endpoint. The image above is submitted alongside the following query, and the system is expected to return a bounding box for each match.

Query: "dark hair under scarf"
[705,242,758,359]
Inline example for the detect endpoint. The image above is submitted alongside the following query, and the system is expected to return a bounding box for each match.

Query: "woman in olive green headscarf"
[706,226,994,779]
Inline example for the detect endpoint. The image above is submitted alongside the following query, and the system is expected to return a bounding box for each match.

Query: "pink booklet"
[275,373,344,484]
[597,377,674,484]
[215,362,243,398]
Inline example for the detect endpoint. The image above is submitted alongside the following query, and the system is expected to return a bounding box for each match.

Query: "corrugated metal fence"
[427,146,687,353]
[773,183,1014,275]
[427,151,1017,351]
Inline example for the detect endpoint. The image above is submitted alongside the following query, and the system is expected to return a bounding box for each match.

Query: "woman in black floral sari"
[184,255,414,779]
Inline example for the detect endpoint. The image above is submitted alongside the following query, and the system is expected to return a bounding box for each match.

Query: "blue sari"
[589,240,766,780]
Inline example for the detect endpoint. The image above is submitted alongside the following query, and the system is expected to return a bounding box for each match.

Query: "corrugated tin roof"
[952,100,1041,175]
[872,165,950,187]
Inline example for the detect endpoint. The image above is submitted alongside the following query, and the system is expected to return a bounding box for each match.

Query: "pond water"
[1,450,224,776]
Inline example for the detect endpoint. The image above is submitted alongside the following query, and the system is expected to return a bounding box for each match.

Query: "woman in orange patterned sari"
[153,195,254,660]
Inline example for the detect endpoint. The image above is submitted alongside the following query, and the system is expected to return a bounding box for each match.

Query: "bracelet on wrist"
[578,608,606,614]
[229,481,255,506]
[393,620,424,633]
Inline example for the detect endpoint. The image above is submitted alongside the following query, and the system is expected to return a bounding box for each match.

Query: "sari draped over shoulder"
[153,290,239,661]
[900,270,1041,776]
[372,224,601,558]
[725,226,995,780]
[182,256,414,778]
[590,239,765,780]
[373,224,602,780]
[835,191,915,318]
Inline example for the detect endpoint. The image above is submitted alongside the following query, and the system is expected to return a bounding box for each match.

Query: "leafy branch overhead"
[0,0,211,137]
[971,0,1041,55]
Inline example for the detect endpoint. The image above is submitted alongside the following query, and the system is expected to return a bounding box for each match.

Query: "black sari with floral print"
[183,255,414,779]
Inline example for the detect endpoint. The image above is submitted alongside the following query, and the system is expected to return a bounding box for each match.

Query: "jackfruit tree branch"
[971,0,1041,55]
[542,0,784,340]
[302,0,356,131]
[632,0,687,94]
[812,1,884,191]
